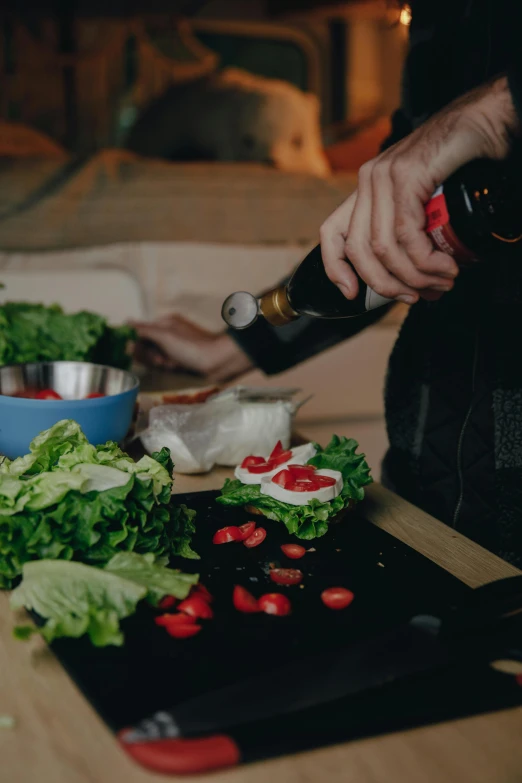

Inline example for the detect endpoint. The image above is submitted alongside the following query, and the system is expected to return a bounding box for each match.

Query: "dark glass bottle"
[222,159,522,330]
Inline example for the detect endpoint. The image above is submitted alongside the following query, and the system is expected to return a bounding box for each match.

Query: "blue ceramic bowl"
[0,361,140,459]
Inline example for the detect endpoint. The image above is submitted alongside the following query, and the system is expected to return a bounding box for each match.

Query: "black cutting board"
[48,491,522,772]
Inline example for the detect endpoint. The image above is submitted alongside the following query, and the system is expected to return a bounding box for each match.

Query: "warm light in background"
[400,4,412,26]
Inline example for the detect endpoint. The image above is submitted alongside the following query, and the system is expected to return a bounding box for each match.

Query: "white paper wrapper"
[140,388,304,474]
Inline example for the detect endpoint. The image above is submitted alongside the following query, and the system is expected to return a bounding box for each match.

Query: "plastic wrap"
[140,387,306,474]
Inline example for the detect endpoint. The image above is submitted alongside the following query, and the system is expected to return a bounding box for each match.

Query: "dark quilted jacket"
[231,0,522,566]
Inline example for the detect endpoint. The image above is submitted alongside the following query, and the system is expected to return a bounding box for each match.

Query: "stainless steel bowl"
[0,361,139,399]
[0,362,140,459]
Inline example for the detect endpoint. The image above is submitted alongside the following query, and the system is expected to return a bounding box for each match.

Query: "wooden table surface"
[2,473,522,783]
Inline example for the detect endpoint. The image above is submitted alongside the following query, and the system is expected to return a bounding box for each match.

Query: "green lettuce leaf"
[11,559,146,647]
[216,435,372,540]
[0,421,198,589]
[104,552,198,604]
[0,302,134,370]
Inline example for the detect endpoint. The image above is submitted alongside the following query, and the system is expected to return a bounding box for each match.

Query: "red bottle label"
[424,186,477,265]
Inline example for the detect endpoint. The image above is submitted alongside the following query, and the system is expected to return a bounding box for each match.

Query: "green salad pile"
[217,435,372,540]
[0,302,135,369]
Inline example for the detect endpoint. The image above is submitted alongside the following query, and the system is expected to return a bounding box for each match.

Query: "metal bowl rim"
[0,360,140,398]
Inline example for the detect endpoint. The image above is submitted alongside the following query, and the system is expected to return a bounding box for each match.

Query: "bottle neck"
[259,287,299,326]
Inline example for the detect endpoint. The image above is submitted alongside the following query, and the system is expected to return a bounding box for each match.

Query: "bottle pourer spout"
[221,291,259,330]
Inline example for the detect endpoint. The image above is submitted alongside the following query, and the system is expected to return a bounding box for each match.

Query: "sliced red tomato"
[286,481,317,492]
[321,587,355,610]
[165,623,202,639]
[232,585,260,613]
[288,464,316,478]
[272,469,292,488]
[178,596,214,620]
[270,450,293,467]
[85,392,105,399]
[213,526,243,544]
[258,593,292,616]
[269,440,284,459]
[158,595,177,611]
[241,455,265,469]
[35,389,62,400]
[280,544,306,559]
[238,521,256,540]
[155,613,196,627]
[243,527,266,548]
[269,568,303,586]
[312,475,337,488]
[191,583,214,603]
[247,461,274,474]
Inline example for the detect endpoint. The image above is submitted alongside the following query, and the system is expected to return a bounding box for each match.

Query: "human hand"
[131,314,254,382]
[320,76,519,305]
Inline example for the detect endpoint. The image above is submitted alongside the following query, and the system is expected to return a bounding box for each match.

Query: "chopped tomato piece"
[241,455,266,469]
[232,585,260,613]
[321,587,355,610]
[165,623,202,639]
[155,613,196,627]
[35,389,62,400]
[270,450,293,467]
[158,595,177,610]
[312,475,337,488]
[286,481,317,492]
[247,461,274,474]
[238,521,256,540]
[269,440,284,459]
[213,526,243,544]
[85,392,105,399]
[269,568,303,586]
[272,469,292,488]
[243,527,266,548]
[288,464,316,478]
[280,544,306,559]
[258,593,292,616]
[191,583,214,603]
[178,596,214,620]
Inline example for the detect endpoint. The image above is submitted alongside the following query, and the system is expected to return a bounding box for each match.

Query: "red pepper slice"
[321,587,355,610]
[243,527,266,548]
[240,455,265,469]
[280,544,306,559]
[237,521,256,540]
[258,593,292,616]
[269,568,303,586]
[178,596,214,620]
[232,585,260,613]
[213,526,243,544]
[34,389,62,400]
[85,392,105,399]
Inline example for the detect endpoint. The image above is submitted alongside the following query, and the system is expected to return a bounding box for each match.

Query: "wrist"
[471,75,520,159]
